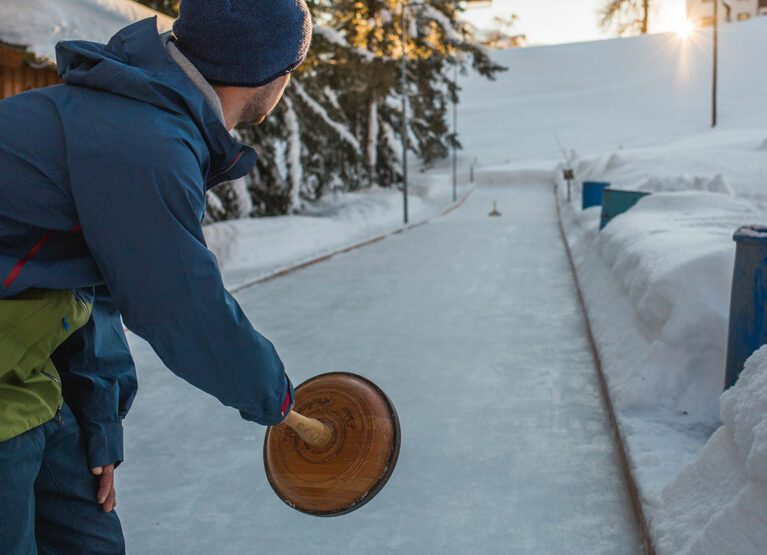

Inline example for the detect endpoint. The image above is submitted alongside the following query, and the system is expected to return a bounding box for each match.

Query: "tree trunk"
[641,0,649,34]
[366,97,379,187]
[284,97,303,213]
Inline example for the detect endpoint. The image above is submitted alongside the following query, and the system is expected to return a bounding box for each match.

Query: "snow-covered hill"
[458,18,767,169]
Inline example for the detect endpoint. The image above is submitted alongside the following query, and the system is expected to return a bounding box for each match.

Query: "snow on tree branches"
[135,0,505,219]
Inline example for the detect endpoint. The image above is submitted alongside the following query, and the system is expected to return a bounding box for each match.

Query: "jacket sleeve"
[52,285,137,468]
[69,135,293,427]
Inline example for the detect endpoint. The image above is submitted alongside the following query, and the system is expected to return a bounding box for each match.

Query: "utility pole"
[452,62,458,202]
[712,0,719,128]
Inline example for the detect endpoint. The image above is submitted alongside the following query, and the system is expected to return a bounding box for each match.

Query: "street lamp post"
[452,62,458,202]
[401,1,459,218]
[712,0,718,128]
[401,2,409,224]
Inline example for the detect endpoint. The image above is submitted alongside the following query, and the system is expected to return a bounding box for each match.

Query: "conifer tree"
[134,0,506,218]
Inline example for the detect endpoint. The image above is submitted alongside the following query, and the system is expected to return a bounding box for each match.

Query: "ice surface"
[119,184,641,554]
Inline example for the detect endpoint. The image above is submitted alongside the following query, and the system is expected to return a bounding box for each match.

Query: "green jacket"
[0,289,92,441]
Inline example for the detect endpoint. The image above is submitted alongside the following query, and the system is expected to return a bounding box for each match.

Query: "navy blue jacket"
[0,18,293,467]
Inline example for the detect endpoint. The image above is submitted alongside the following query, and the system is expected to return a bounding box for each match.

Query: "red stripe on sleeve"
[280,386,292,416]
[2,230,55,289]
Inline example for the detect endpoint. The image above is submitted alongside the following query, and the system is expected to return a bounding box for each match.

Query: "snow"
[653,347,767,555]
[419,4,461,42]
[114,12,767,552]
[382,120,402,169]
[15,0,762,548]
[283,97,303,213]
[450,16,767,552]
[456,20,767,168]
[312,25,377,62]
[737,225,767,240]
[559,190,764,499]
[547,60,767,546]
[0,0,173,64]
[322,86,342,111]
[121,184,642,553]
[229,176,253,219]
[204,175,468,290]
[291,79,361,152]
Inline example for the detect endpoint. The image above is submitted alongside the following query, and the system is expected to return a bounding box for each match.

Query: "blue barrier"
[724,225,767,389]
[582,181,610,210]
[600,189,651,230]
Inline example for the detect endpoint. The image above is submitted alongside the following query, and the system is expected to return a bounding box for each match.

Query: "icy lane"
[119,182,641,554]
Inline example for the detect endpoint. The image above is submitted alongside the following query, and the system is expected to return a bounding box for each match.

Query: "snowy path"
[119,182,640,554]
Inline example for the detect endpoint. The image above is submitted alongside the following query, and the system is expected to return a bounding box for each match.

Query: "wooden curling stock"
[282,410,332,448]
[264,372,401,516]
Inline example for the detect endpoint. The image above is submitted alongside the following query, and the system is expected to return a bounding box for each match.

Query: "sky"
[462,0,688,45]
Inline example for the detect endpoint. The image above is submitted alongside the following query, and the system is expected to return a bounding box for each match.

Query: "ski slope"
[119,184,641,554]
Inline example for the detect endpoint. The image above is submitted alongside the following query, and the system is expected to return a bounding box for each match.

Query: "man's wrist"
[83,420,125,469]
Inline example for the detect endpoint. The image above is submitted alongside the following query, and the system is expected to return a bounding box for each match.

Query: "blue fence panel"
[600,189,651,230]
[582,181,610,210]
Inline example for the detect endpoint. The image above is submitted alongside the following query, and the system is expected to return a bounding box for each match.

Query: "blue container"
[599,189,651,230]
[724,225,767,389]
[582,181,610,210]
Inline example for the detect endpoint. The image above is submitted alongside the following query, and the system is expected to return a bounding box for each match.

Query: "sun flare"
[676,19,695,39]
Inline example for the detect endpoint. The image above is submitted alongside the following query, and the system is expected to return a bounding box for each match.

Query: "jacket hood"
[55,17,256,188]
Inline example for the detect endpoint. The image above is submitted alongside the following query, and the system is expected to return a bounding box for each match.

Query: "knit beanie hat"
[173,0,312,88]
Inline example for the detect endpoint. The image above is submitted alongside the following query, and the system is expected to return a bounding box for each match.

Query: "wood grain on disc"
[263,372,400,516]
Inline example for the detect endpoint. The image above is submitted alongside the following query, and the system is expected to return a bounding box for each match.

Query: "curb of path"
[553,184,656,555]
[229,187,475,294]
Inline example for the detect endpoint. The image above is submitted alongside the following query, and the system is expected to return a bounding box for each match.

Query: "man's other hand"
[91,464,116,512]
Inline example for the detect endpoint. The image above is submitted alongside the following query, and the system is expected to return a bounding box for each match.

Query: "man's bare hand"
[91,464,116,512]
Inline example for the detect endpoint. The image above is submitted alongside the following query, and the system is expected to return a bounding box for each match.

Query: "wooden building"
[687,0,767,27]
[0,0,172,100]
[0,41,60,100]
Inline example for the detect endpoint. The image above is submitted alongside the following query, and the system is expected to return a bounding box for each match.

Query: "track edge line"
[553,183,656,555]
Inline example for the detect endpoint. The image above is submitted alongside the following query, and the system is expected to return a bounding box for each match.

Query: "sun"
[675,19,695,39]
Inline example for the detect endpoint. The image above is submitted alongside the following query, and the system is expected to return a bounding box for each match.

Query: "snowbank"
[0,0,172,64]
[582,192,755,419]
[654,347,767,555]
[552,89,767,512]
[204,174,466,289]
[561,183,766,503]
[568,129,767,201]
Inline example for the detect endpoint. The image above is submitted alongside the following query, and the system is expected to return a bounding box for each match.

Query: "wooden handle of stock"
[283,411,332,448]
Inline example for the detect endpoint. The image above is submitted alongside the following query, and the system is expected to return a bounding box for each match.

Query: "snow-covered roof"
[0,0,174,65]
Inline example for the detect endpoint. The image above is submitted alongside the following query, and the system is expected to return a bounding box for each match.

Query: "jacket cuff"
[239,376,294,426]
[82,421,125,469]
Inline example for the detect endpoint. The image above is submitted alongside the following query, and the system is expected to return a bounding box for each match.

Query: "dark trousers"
[0,402,125,554]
